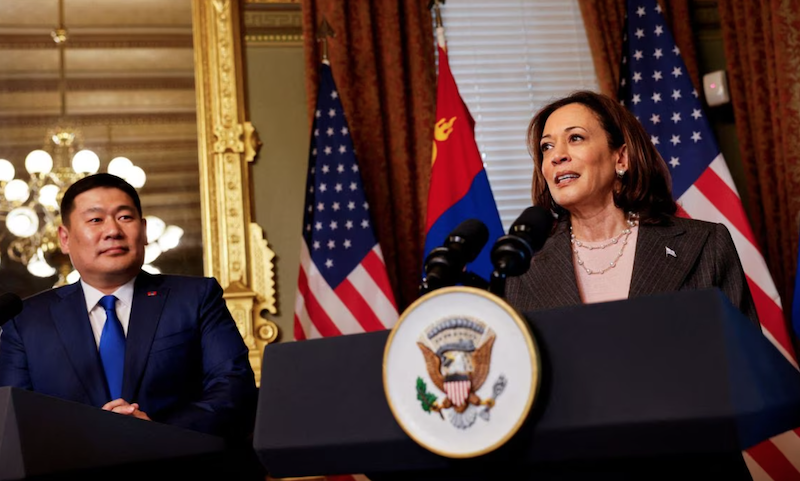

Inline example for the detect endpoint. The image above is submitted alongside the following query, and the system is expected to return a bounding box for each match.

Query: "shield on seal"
[444,379,471,407]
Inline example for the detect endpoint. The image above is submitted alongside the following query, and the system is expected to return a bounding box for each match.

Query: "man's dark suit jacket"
[0,272,257,440]
[506,216,759,325]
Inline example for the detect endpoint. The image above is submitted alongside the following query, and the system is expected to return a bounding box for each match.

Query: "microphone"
[489,206,554,296]
[0,293,23,327]
[421,219,489,294]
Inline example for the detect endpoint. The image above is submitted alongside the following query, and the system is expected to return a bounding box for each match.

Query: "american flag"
[619,1,800,477]
[294,61,398,341]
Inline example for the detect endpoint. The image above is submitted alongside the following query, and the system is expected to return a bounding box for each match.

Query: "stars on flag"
[302,62,384,287]
[618,1,722,193]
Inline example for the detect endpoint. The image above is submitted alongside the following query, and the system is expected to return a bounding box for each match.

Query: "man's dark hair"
[60,173,142,226]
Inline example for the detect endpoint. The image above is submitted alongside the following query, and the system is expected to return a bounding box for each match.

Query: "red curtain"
[301,0,436,308]
[718,0,800,315]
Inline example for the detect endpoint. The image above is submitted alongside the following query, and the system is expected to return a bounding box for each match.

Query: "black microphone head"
[510,205,554,252]
[421,219,490,294]
[0,292,23,327]
[490,206,554,277]
[446,218,489,265]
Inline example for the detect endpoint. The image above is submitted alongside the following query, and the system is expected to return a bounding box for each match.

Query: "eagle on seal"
[417,317,496,429]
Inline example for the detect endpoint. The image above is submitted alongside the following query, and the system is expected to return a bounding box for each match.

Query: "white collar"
[81,276,136,312]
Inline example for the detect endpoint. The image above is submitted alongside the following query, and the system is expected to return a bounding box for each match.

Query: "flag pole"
[429,0,446,49]
[316,17,335,65]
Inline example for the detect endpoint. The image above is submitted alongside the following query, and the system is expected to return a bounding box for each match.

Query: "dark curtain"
[301,0,436,309]
[718,0,800,317]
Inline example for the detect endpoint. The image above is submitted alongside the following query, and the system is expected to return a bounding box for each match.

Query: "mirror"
[0,0,278,381]
[0,0,202,296]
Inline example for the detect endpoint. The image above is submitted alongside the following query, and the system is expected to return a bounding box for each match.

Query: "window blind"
[440,0,599,229]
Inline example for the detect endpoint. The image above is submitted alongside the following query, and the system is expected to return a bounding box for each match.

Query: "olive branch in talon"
[416,377,444,419]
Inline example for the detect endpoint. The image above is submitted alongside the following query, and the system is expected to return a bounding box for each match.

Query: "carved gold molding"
[243,1,302,46]
[192,0,278,384]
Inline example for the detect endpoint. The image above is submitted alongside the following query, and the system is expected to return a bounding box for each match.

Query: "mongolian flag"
[424,44,504,283]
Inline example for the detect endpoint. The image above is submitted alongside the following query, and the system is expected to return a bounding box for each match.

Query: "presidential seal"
[416,317,506,429]
[384,286,539,458]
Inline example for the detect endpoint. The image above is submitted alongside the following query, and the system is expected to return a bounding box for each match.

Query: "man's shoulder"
[137,273,220,296]
[21,283,79,308]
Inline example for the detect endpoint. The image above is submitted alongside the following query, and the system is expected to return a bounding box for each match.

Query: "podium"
[0,387,231,480]
[254,289,800,480]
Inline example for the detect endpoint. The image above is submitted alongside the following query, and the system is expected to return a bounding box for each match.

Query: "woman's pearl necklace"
[570,212,638,275]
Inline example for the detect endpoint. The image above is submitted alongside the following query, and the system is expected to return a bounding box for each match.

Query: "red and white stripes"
[678,154,800,480]
[295,242,398,341]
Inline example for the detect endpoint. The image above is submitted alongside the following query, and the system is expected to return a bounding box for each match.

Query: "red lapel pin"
[147,291,157,297]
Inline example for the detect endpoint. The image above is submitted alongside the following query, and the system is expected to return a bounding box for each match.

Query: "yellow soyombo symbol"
[432,116,457,166]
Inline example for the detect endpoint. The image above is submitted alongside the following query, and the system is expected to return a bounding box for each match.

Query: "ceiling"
[0,0,201,296]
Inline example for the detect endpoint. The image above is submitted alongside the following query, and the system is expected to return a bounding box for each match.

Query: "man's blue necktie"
[98,295,125,400]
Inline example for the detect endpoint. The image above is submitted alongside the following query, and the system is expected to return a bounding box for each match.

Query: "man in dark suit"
[0,173,257,441]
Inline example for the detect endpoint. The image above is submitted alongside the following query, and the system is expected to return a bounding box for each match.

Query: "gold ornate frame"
[192,0,278,384]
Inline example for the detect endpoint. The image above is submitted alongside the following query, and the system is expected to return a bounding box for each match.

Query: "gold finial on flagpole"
[429,0,445,28]
[316,18,335,64]
[429,0,447,49]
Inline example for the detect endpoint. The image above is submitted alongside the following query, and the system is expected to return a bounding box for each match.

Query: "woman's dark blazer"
[505,215,760,325]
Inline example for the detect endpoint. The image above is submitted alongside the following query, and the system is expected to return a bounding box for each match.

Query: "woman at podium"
[505,91,758,325]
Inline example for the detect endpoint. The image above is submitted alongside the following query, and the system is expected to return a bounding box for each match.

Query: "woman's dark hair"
[527,90,677,223]
[60,173,142,226]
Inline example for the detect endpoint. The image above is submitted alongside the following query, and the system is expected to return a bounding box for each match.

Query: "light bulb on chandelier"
[25,150,54,175]
[72,149,100,175]
[0,159,15,182]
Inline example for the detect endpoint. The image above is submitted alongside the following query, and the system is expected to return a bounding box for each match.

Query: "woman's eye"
[540,143,552,152]
[570,134,583,142]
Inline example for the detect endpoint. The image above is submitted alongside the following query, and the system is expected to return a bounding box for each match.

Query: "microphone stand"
[488,270,505,298]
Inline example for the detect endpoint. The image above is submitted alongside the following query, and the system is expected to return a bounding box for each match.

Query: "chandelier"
[0,0,183,285]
